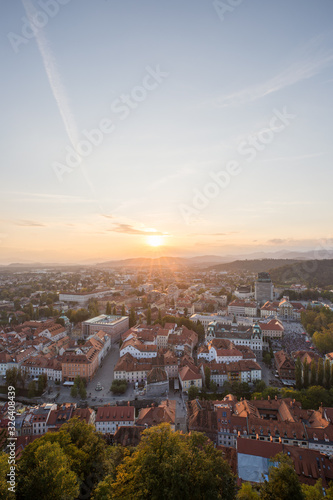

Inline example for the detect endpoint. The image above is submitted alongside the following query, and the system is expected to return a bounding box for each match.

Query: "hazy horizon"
[1,0,333,264]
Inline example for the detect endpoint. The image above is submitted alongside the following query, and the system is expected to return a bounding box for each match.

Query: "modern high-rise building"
[254,272,274,305]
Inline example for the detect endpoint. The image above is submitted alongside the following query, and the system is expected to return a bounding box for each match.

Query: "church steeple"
[252,322,262,339]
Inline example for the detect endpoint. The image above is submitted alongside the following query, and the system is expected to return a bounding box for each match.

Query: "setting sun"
[146,235,164,247]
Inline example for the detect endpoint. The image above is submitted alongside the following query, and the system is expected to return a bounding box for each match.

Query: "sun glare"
[147,235,164,247]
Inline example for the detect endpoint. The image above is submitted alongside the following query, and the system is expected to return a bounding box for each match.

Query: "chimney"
[268,395,270,401]
[275,395,278,401]
[127,401,130,406]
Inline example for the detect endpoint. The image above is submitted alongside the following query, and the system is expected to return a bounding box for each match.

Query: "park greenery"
[301,306,333,353]
[70,375,87,399]
[2,368,47,398]
[111,379,128,395]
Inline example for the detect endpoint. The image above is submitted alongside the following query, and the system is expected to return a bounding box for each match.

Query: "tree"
[209,380,218,392]
[302,478,326,500]
[325,359,331,389]
[38,374,48,393]
[146,306,152,326]
[71,308,90,324]
[310,360,317,386]
[14,299,21,311]
[295,357,302,390]
[121,304,126,316]
[303,359,309,388]
[18,418,109,499]
[106,302,112,315]
[0,452,16,499]
[6,368,18,388]
[28,381,36,398]
[69,375,86,399]
[237,482,260,499]
[254,380,266,393]
[188,386,200,400]
[196,320,205,343]
[55,317,65,327]
[129,307,136,328]
[111,379,128,394]
[259,453,304,500]
[103,424,236,500]
[204,366,211,389]
[78,381,87,400]
[26,302,34,319]
[184,307,188,317]
[112,306,117,315]
[318,358,324,386]
[263,351,272,367]
[158,309,162,324]
[302,385,329,410]
[17,441,79,500]
[70,385,78,398]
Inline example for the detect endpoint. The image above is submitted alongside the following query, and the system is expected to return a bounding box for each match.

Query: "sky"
[1,0,333,264]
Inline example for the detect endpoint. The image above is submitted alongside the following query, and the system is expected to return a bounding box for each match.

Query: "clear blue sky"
[1,0,333,263]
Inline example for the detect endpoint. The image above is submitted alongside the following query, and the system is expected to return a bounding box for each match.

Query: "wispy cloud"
[267,238,289,245]
[189,232,238,237]
[263,152,325,163]
[0,191,98,204]
[215,36,333,107]
[108,224,165,236]
[14,220,46,227]
[101,214,114,220]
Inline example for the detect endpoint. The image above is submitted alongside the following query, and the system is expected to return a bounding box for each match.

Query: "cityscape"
[2,0,333,499]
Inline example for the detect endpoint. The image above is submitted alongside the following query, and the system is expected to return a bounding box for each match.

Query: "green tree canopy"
[95,424,236,500]
[237,482,260,499]
[111,379,128,394]
[17,441,79,500]
[259,453,304,500]
[17,418,109,498]
[188,385,200,400]
[0,453,16,499]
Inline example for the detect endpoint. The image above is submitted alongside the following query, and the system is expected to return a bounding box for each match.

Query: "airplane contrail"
[22,0,103,210]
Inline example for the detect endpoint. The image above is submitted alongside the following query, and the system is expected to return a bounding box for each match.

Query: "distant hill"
[207,259,300,274]
[269,259,333,287]
[95,256,190,269]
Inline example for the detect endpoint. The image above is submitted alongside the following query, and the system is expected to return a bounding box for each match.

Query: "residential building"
[178,365,202,392]
[259,319,284,340]
[274,350,295,382]
[61,350,99,382]
[136,400,176,430]
[228,300,257,318]
[95,405,135,434]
